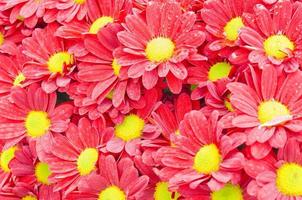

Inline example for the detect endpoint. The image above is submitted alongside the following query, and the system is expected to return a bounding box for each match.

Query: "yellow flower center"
[211,183,243,200]
[0,146,17,173]
[112,59,121,76]
[0,32,4,46]
[208,62,232,81]
[98,185,126,200]
[22,195,37,200]
[74,0,85,4]
[114,114,145,142]
[154,182,180,200]
[35,162,51,185]
[77,148,98,176]
[224,94,234,112]
[89,16,114,34]
[13,73,26,86]
[224,17,244,41]
[193,144,221,174]
[258,100,290,125]
[47,52,74,74]
[25,111,50,138]
[145,37,175,62]
[263,35,295,60]
[276,162,302,196]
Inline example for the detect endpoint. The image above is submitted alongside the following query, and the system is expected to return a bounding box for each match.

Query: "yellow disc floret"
[0,146,17,173]
[35,162,52,185]
[112,59,121,76]
[263,35,295,60]
[98,185,126,200]
[47,52,73,74]
[154,182,180,200]
[25,111,51,138]
[22,195,37,200]
[224,17,244,41]
[211,183,243,200]
[193,144,221,174]
[74,0,85,4]
[258,100,290,125]
[208,62,232,81]
[13,73,26,86]
[115,114,145,142]
[77,148,99,176]
[146,37,175,62]
[0,32,4,46]
[276,162,302,196]
[89,16,114,34]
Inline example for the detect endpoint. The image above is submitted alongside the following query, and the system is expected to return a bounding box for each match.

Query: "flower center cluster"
[224,17,244,41]
[211,183,243,200]
[25,111,51,138]
[208,62,232,81]
[74,0,85,4]
[112,58,121,76]
[0,32,4,46]
[35,162,52,185]
[98,185,126,200]
[89,16,114,34]
[77,148,99,176]
[263,35,295,60]
[154,182,180,200]
[13,73,26,86]
[47,52,74,74]
[22,195,37,200]
[193,143,221,174]
[276,162,302,196]
[257,100,290,125]
[0,146,17,173]
[146,37,175,62]
[115,114,145,142]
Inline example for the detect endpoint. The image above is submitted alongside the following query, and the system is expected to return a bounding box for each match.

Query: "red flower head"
[157,110,245,191]
[240,0,302,73]
[22,23,76,93]
[42,117,108,196]
[67,155,149,200]
[54,0,88,23]
[247,138,302,200]
[115,1,206,94]
[228,66,302,159]
[0,84,73,148]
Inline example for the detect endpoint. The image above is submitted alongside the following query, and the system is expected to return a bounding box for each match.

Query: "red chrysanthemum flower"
[115,1,206,94]
[247,138,302,200]
[22,23,76,93]
[0,25,23,55]
[157,110,245,191]
[55,0,132,39]
[240,0,302,72]
[42,117,107,196]
[9,144,61,199]
[200,0,258,51]
[0,84,73,148]
[228,66,302,159]
[66,155,149,200]
[53,0,87,23]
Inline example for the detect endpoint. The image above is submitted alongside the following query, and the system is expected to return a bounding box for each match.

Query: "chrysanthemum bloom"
[240,0,302,72]
[67,155,149,200]
[0,25,23,55]
[22,23,76,93]
[157,110,245,191]
[9,144,61,199]
[103,89,160,156]
[43,117,106,196]
[1,0,55,28]
[200,0,257,51]
[134,156,181,200]
[0,84,73,148]
[188,58,235,100]
[247,138,302,200]
[0,48,33,97]
[227,66,302,159]
[55,0,132,39]
[0,142,18,189]
[77,23,146,113]
[53,0,87,23]
[115,1,206,94]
